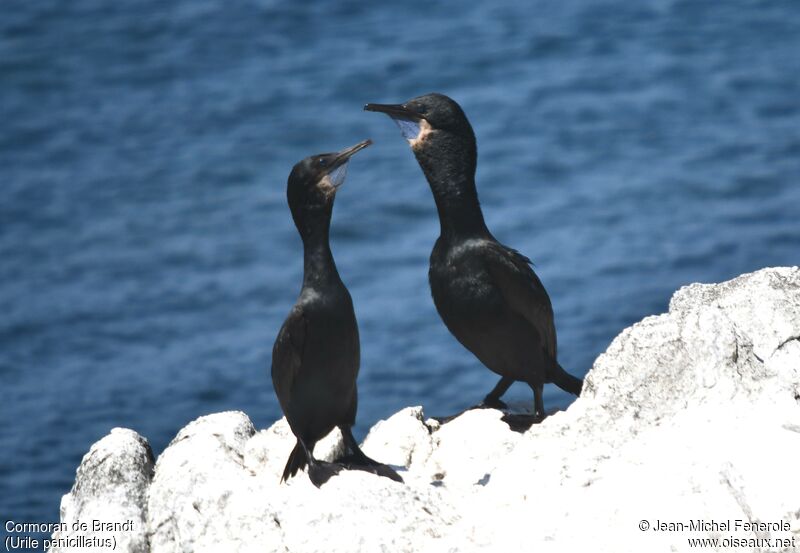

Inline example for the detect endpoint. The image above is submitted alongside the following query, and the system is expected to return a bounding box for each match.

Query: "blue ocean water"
[1,0,799,533]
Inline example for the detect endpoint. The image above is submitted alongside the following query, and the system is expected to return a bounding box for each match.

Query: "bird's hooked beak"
[327,139,372,189]
[364,102,425,142]
[364,103,422,120]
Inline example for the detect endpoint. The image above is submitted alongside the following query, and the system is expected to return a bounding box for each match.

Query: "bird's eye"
[318,158,327,166]
[416,105,427,115]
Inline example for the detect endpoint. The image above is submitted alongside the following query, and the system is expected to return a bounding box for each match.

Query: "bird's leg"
[300,439,341,488]
[336,426,403,483]
[431,378,509,424]
[431,377,513,424]
[340,426,375,465]
[502,382,545,432]
[532,383,545,420]
[498,382,547,433]
[479,376,513,409]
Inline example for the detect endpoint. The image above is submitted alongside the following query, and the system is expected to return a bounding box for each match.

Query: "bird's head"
[365,93,476,179]
[287,139,371,221]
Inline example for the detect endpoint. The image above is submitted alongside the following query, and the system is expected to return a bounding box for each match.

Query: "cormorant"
[272,139,402,486]
[365,94,583,419]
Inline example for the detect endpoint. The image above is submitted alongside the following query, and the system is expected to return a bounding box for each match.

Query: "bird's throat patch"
[317,174,337,197]
[393,118,433,148]
[328,162,348,188]
[409,119,434,148]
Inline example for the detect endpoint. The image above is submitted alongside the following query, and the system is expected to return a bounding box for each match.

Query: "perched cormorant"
[365,94,583,419]
[272,139,402,486]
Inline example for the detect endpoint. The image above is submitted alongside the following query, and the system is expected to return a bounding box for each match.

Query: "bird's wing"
[271,304,308,406]
[484,242,557,359]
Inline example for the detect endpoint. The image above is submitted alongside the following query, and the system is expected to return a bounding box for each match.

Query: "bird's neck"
[297,214,341,288]
[414,145,489,241]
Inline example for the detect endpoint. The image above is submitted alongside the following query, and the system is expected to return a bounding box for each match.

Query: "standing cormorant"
[272,139,402,486]
[365,94,583,419]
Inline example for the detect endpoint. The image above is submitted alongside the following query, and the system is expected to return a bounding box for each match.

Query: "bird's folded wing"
[271,305,308,402]
[484,243,558,359]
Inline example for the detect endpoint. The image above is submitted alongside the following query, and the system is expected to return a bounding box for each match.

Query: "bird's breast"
[429,243,503,321]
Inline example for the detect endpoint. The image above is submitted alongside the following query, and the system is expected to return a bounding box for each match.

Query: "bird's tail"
[547,363,583,396]
[280,440,307,483]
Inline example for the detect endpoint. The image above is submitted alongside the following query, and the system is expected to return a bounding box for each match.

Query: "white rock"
[669,266,800,360]
[49,428,153,553]
[361,406,434,475]
[146,411,258,553]
[52,267,800,553]
[419,408,523,488]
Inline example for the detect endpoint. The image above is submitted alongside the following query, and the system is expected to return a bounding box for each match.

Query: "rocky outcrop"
[51,267,800,552]
[49,428,153,553]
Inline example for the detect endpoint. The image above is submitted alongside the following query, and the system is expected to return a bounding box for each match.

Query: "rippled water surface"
[2,0,799,529]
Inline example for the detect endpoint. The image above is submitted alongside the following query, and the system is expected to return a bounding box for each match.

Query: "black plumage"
[365,94,583,419]
[272,139,401,486]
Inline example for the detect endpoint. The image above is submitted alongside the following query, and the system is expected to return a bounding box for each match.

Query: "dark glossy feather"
[484,242,557,360]
[271,304,307,413]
